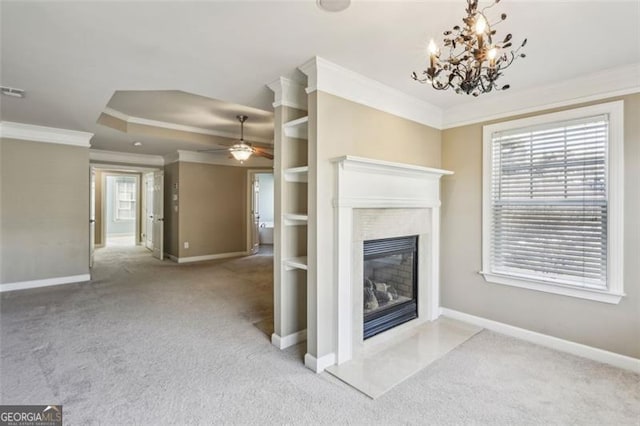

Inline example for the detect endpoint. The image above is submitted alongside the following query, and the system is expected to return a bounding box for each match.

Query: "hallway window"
[115,177,136,221]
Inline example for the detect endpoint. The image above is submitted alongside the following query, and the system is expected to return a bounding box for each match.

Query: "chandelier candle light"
[413,0,527,96]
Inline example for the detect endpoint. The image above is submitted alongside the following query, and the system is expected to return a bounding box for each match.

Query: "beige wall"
[163,161,260,259]
[1,138,89,284]
[164,161,179,257]
[309,92,442,357]
[441,93,640,358]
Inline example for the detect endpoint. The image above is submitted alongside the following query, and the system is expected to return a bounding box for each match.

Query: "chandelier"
[229,115,253,162]
[412,0,527,96]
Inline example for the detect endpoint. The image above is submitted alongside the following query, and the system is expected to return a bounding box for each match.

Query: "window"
[114,176,136,221]
[482,101,624,304]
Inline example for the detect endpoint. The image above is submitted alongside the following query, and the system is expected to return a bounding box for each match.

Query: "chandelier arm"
[480,0,499,14]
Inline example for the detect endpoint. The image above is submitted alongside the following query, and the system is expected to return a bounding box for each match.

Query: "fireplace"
[363,236,418,339]
[326,156,451,369]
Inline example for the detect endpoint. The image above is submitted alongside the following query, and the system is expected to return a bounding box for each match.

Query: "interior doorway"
[247,171,274,254]
[105,174,139,247]
[89,165,164,268]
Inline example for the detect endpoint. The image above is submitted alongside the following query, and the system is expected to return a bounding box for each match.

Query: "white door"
[145,172,154,250]
[151,170,164,260]
[89,167,96,268]
[250,174,260,254]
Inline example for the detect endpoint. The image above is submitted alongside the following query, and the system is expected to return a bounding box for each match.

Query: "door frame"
[101,172,141,246]
[142,171,155,251]
[90,163,161,251]
[246,169,273,254]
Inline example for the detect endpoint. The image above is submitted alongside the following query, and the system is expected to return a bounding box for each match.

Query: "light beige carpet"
[1,245,639,424]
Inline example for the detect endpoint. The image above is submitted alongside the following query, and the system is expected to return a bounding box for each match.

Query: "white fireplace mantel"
[332,156,453,365]
[332,156,453,208]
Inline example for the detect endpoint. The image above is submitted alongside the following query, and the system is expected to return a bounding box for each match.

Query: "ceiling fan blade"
[252,147,274,160]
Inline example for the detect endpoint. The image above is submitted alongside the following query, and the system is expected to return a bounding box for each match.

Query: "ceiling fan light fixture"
[229,143,253,162]
[229,114,253,163]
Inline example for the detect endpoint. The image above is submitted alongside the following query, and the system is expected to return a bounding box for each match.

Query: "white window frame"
[481,101,624,304]
[114,177,136,222]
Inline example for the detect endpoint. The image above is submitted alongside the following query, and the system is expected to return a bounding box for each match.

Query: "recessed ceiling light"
[1,86,25,98]
[317,0,351,13]
[133,141,142,147]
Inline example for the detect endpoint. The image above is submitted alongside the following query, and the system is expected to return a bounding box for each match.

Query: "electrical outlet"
[184,242,189,249]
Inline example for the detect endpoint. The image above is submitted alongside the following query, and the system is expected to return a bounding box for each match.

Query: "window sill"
[479,271,624,304]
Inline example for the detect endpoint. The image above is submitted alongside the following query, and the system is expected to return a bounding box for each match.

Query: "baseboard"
[271,329,307,349]
[173,251,250,264]
[440,308,640,374]
[167,254,179,263]
[0,274,91,293]
[304,352,336,373]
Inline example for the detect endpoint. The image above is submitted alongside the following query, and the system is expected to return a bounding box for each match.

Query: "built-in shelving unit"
[283,256,308,271]
[284,213,308,225]
[268,75,310,353]
[283,116,309,140]
[284,166,308,182]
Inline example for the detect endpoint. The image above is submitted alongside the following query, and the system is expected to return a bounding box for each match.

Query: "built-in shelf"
[284,166,308,183]
[284,213,308,226]
[283,116,309,140]
[283,256,308,271]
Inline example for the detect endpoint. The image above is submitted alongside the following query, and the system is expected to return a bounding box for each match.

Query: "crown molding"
[89,148,165,166]
[0,121,93,147]
[163,149,273,168]
[163,151,180,165]
[298,56,443,129]
[267,77,308,111]
[442,63,640,129]
[101,107,273,145]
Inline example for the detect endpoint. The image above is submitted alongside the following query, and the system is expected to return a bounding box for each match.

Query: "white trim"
[91,163,161,173]
[267,77,308,111]
[271,329,307,349]
[163,151,180,165]
[440,308,640,374]
[0,274,90,293]
[102,107,273,145]
[298,56,443,129]
[0,121,93,147]
[481,101,625,303]
[173,251,250,264]
[90,149,165,167]
[163,150,273,167]
[334,198,441,209]
[479,271,624,304]
[332,155,452,178]
[304,352,336,373]
[443,63,640,129]
[167,254,179,263]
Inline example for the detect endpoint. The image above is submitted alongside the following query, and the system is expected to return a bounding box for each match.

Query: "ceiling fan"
[199,115,274,162]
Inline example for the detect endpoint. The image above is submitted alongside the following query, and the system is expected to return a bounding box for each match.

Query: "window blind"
[490,114,608,289]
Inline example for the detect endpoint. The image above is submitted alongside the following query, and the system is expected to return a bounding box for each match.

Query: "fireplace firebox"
[363,235,418,339]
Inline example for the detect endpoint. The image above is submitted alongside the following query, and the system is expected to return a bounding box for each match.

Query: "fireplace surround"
[363,236,418,339]
[333,156,452,365]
